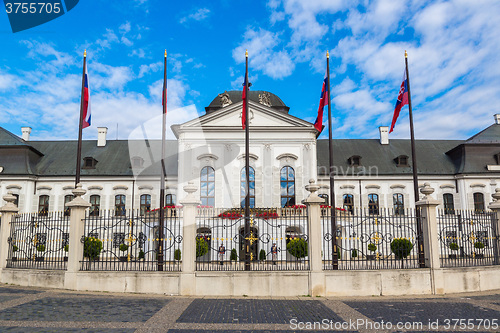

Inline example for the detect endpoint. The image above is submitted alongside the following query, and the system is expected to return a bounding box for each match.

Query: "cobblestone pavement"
[0,284,498,332]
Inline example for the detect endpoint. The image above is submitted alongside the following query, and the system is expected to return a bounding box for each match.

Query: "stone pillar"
[488,188,500,264]
[0,192,19,270]
[415,182,443,294]
[179,182,200,295]
[64,184,90,290]
[302,179,325,296]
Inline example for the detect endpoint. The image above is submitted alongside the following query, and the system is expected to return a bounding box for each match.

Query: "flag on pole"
[389,69,409,133]
[82,64,91,128]
[242,69,248,130]
[162,50,167,112]
[314,70,328,133]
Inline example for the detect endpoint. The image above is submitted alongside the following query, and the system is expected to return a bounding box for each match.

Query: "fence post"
[179,182,200,295]
[64,183,90,290]
[0,192,19,271]
[303,179,325,296]
[415,183,442,294]
[488,188,500,264]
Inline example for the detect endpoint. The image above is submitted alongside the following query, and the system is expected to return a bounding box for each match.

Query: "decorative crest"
[218,91,232,107]
[258,91,271,107]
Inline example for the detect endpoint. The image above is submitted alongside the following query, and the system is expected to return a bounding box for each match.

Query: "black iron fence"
[195,207,309,271]
[322,207,423,270]
[80,208,182,271]
[438,209,499,267]
[6,211,70,270]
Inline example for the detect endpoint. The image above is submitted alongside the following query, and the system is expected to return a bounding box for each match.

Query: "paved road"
[0,284,499,332]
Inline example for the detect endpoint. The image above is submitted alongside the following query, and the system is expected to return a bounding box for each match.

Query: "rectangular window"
[38,195,49,216]
[368,194,379,215]
[115,195,126,216]
[140,194,151,216]
[443,193,455,215]
[393,193,404,215]
[473,193,485,213]
[90,195,100,217]
[64,195,74,216]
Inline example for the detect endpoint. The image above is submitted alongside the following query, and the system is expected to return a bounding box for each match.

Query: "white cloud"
[180,8,211,24]
[138,62,162,78]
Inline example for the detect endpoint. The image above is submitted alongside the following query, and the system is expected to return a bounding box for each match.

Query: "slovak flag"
[314,70,328,133]
[389,69,409,133]
[82,65,91,128]
[242,74,248,129]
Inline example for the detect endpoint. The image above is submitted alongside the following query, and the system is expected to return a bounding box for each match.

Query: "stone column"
[179,182,200,295]
[64,184,91,290]
[488,188,500,264]
[302,179,325,296]
[0,192,19,270]
[415,183,443,294]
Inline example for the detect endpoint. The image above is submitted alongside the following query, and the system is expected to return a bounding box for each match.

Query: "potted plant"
[286,238,308,261]
[230,248,238,263]
[35,244,45,262]
[174,249,182,261]
[11,245,18,262]
[351,248,358,259]
[448,242,459,259]
[474,241,485,258]
[196,237,208,260]
[83,237,102,261]
[119,243,129,262]
[63,244,69,261]
[391,238,414,268]
[138,250,145,260]
[259,249,267,262]
[366,243,377,260]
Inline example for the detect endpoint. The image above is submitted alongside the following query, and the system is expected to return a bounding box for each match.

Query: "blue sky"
[1,0,499,141]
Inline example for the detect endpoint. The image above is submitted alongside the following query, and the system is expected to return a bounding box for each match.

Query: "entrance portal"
[239,227,258,261]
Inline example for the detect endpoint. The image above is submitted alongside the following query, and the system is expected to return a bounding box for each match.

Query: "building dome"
[205,90,290,114]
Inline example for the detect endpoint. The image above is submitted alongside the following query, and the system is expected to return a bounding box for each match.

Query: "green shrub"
[351,249,358,258]
[259,249,266,261]
[119,243,129,252]
[286,238,308,259]
[367,243,377,252]
[230,248,238,261]
[449,242,459,251]
[64,244,69,252]
[138,250,145,260]
[196,237,208,258]
[83,237,102,260]
[36,244,45,252]
[12,245,18,252]
[390,238,414,259]
[474,241,485,249]
[174,249,182,261]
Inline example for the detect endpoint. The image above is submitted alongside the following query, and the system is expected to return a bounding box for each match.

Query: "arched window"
[443,193,455,215]
[140,194,151,216]
[319,194,329,205]
[38,195,49,216]
[64,195,74,216]
[473,192,485,213]
[343,194,354,214]
[280,166,295,207]
[166,194,176,206]
[240,167,255,208]
[368,193,379,215]
[200,166,215,206]
[393,193,404,215]
[89,195,100,217]
[115,195,126,216]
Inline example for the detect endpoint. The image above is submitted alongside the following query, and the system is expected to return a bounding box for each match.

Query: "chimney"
[97,127,108,147]
[21,127,32,141]
[379,126,389,145]
[495,114,500,125]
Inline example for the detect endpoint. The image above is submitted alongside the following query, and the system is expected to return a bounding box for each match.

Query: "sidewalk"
[0,284,498,332]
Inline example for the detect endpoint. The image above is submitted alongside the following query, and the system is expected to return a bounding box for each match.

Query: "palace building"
[1,90,500,214]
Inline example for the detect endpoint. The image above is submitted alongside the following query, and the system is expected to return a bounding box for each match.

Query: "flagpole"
[158,50,167,271]
[244,50,251,271]
[405,50,425,268]
[75,50,86,187]
[326,51,339,270]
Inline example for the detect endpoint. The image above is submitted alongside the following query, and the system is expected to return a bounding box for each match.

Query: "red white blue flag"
[242,74,248,130]
[314,70,328,133]
[82,65,91,128]
[389,69,409,133]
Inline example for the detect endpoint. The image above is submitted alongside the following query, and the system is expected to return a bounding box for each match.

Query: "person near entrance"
[271,243,277,265]
[218,243,226,265]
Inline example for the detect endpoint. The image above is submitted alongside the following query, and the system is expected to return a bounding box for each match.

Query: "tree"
[196,237,208,258]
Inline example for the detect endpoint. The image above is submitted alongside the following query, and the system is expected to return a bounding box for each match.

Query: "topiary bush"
[259,249,266,261]
[474,241,485,249]
[174,249,182,261]
[449,242,459,251]
[390,238,414,259]
[351,249,358,258]
[84,237,103,260]
[119,243,129,252]
[196,237,208,258]
[138,250,145,260]
[12,245,18,252]
[36,244,46,252]
[286,238,308,259]
[367,243,377,252]
[230,248,238,261]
